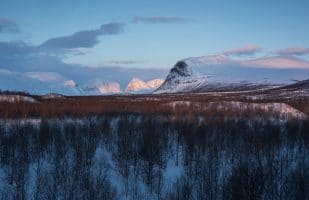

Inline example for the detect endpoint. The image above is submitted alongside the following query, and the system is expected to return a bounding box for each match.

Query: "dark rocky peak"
[169,61,191,77]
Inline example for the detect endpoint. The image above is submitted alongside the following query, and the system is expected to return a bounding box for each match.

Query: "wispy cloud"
[276,46,309,56]
[0,17,19,34]
[223,45,262,56]
[245,56,309,69]
[133,16,190,24]
[103,60,145,65]
[39,22,125,51]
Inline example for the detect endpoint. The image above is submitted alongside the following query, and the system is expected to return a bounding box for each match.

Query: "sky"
[1,0,309,69]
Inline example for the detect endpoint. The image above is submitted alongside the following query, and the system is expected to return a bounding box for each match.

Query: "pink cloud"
[223,45,262,56]
[244,56,309,69]
[276,46,309,56]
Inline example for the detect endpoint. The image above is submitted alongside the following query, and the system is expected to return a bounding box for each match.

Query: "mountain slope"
[155,55,309,93]
[125,78,164,93]
[0,69,80,95]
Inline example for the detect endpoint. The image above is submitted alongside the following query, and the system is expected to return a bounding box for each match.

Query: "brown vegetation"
[0,92,307,120]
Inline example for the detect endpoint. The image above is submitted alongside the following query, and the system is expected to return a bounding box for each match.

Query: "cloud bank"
[39,22,125,51]
[0,17,19,34]
[276,46,309,56]
[0,22,125,63]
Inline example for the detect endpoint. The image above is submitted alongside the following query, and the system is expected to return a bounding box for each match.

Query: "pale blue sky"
[1,0,309,68]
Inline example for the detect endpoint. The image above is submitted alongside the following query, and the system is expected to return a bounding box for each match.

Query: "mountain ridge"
[155,55,309,94]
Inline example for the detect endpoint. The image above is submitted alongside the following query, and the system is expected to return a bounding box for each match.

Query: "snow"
[0,66,168,95]
[93,147,123,191]
[146,79,164,88]
[0,168,6,193]
[0,94,37,103]
[125,78,150,92]
[41,93,65,99]
[0,69,81,95]
[0,115,307,199]
[164,100,307,119]
[167,101,192,109]
[125,78,164,93]
[155,55,309,93]
[219,101,305,118]
[163,157,184,183]
[2,54,308,96]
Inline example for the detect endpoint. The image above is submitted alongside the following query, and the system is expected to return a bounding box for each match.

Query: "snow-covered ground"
[164,100,307,120]
[0,94,37,103]
[0,114,307,199]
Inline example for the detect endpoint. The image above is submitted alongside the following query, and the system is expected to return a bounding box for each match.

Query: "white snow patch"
[125,78,164,93]
[0,94,37,103]
[41,93,65,99]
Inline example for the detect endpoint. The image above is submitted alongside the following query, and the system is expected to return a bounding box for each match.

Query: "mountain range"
[1,55,308,95]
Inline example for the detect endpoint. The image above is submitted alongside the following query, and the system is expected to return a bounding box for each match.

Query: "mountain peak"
[126,78,149,92]
[170,61,191,76]
[155,55,309,94]
[155,60,208,93]
[125,78,164,93]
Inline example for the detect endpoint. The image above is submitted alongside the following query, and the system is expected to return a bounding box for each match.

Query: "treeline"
[0,90,32,96]
[1,90,309,119]
[0,100,307,121]
[0,115,308,199]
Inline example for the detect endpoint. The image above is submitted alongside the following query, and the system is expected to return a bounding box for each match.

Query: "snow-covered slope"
[165,101,307,119]
[154,61,209,93]
[125,78,164,93]
[0,69,123,95]
[0,69,80,95]
[146,78,164,89]
[0,94,37,103]
[41,93,66,99]
[125,78,150,92]
[1,54,308,95]
[155,55,309,93]
[0,68,164,95]
[0,66,167,95]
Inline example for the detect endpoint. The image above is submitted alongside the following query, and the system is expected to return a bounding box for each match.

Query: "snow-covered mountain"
[146,79,164,89]
[81,79,122,95]
[155,55,309,93]
[1,55,309,95]
[125,78,150,92]
[154,61,209,93]
[0,69,80,95]
[125,78,164,93]
[0,68,166,95]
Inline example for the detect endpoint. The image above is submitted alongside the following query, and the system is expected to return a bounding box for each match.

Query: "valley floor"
[0,88,308,199]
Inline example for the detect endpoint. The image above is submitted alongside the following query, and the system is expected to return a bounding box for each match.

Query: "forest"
[0,112,308,199]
